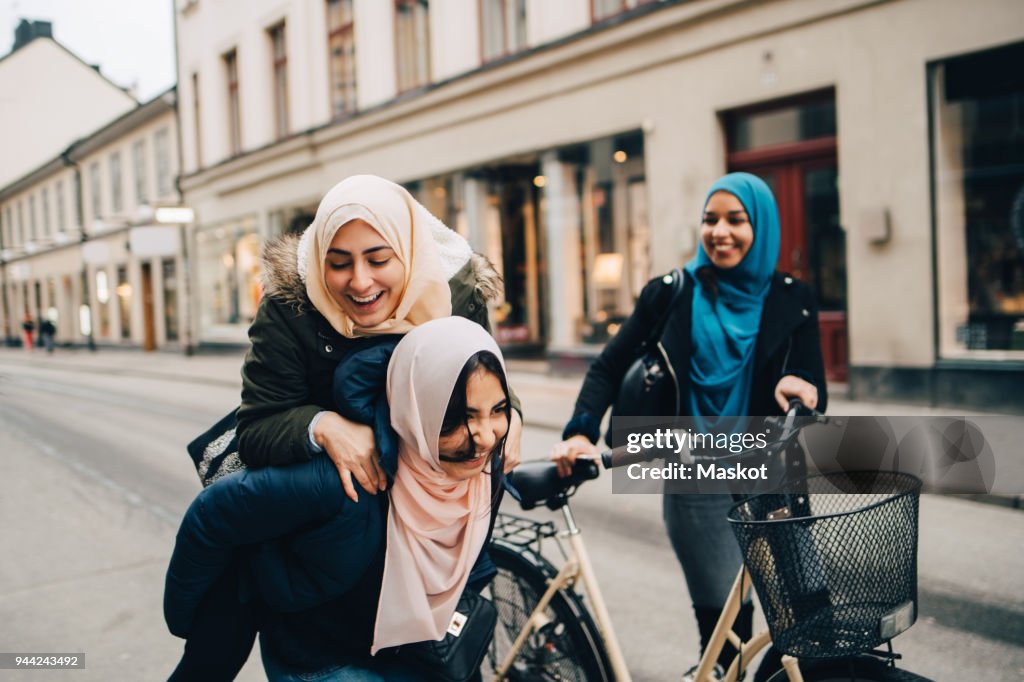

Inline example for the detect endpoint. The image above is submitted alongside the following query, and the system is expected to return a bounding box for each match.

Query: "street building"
[0,23,184,351]
[173,0,1024,409]
[4,1,1021,410]
[0,20,136,188]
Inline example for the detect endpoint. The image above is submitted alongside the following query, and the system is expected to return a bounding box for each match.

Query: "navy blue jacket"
[165,340,504,670]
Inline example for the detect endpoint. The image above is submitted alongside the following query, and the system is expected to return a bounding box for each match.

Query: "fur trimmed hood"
[259,233,502,311]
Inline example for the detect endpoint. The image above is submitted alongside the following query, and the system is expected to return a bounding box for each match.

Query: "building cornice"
[68,88,178,160]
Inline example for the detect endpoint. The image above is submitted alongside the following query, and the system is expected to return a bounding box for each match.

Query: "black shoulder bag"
[611,268,684,420]
[392,588,497,682]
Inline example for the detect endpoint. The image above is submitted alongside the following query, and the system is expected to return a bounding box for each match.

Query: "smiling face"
[436,367,509,482]
[324,219,406,327]
[700,190,755,269]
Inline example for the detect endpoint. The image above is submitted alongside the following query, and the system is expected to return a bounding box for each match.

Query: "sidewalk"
[1,345,1019,508]
[0,345,1006,426]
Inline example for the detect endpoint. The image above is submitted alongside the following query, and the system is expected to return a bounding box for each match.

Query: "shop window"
[580,130,648,344]
[195,221,261,334]
[395,0,430,92]
[481,0,526,62]
[327,0,357,117]
[933,42,1024,356]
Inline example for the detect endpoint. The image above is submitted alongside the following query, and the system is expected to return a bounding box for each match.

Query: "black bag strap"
[641,268,684,350]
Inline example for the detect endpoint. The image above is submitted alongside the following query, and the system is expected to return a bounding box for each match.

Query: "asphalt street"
[0,347,1022,681]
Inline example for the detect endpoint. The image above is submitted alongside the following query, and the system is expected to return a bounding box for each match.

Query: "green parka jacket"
[237,233,506,468]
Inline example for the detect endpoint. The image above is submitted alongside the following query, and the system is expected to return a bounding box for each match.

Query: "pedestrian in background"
[550,172,827,681]
[21,313,35,351]
[39,317,56,353]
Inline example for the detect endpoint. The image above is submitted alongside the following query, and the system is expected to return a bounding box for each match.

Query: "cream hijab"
[371,317,504,654]
[303,175,452,338]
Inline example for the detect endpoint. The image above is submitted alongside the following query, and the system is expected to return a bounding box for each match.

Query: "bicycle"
[482,402,932,682]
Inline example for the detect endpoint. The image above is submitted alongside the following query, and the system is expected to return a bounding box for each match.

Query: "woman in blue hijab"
[551,172,827,680]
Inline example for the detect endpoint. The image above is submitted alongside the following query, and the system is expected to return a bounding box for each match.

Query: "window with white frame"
[191,72,203,168]
[224,49,242,155]
[932,41,1024,357]
[481,0,526,62]
[155,128,172,197]
[55,179,66,232]
[133,139,147,205]
[41,186,50,236]
[2,206,10,248]
[17,201,24,243]
[395,0,430,92]
[327,0,357,118]
[110,151,123,213]
[269,23,290,139]
[73,174,83,228]
[90,162,103,220]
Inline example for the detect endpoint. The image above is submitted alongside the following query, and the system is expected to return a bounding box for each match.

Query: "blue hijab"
[683,173,780,427]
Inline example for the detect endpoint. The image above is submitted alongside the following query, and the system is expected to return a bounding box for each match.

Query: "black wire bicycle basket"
[727,471,921,659]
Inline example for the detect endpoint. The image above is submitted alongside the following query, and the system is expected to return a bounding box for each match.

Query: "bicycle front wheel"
[764,656,934,682]
[484,539,614,682]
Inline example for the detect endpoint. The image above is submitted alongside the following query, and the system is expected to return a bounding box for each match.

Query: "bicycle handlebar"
[598,399,830,470]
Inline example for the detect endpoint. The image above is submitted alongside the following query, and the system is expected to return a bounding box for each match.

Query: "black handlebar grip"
[599,445,661,470]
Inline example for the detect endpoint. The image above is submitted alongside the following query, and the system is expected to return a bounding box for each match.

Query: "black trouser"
[168,563,259,682]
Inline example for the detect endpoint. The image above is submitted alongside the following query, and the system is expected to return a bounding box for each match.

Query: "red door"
[730,148,849,382]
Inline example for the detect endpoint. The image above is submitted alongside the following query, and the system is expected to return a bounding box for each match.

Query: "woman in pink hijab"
[166,316,510,681]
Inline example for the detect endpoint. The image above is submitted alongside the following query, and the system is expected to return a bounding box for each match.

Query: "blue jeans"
[261,646,428,682]
[662,493,746,609]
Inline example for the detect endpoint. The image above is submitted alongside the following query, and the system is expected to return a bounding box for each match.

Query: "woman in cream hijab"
[166,316,509,680]
[235,174,521,501]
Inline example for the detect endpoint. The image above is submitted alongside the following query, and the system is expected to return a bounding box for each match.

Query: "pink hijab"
[371,317,504,653]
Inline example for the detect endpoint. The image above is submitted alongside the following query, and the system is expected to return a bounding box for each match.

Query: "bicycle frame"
[494,403,869,682]
[690,566,773,682]
[492,502,633,682]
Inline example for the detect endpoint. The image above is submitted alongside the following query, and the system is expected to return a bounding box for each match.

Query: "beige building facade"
[0,35,136,188]
[0,90,185,352]
[174,0,1024,408]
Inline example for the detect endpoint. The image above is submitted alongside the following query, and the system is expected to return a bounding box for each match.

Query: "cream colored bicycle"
[483,403,932,682]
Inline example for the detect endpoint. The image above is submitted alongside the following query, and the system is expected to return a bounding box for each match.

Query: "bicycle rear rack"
[493,512,558,552]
